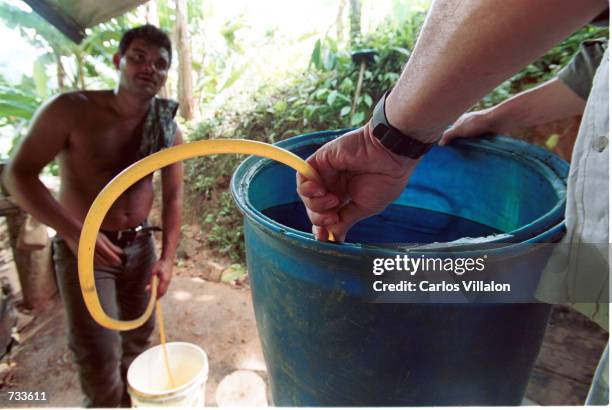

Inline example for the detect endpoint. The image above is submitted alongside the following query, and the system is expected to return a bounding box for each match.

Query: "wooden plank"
[528,366,594,405]
[526,305,608,405]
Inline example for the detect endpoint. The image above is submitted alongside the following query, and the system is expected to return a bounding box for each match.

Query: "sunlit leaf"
[546,134,560,149]
[351,111,365,125]
[314,88,328,99]
[274,101,288,112]
[327,90,338,106]
[310,39,322,69]
[393,46,410,57]
[32,57,49,99]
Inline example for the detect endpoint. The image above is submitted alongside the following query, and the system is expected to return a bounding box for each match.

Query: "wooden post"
[0,163,57,311]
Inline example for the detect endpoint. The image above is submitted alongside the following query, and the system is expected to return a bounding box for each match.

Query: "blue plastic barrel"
[231,130,569,406]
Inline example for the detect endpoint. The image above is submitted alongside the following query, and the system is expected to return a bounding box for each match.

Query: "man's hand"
[439,109,498,146]
[150,258,174,299]
[297,123,417,242]
[64,232,125,267]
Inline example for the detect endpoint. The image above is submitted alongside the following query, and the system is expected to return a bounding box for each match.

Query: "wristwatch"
[371,91,437,159]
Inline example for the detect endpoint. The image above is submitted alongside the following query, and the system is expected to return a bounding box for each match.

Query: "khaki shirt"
[537,48,609,330]
[558,39,606,100]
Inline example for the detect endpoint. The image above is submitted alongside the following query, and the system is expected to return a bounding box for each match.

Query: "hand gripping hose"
[78,139,331,331]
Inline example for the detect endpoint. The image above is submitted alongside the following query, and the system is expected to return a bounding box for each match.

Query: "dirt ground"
[0,278,267,407]
[0,223,608,407]
[0,224,268,407]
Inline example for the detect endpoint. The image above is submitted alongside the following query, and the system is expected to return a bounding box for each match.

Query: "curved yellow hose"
[78,139,331,331]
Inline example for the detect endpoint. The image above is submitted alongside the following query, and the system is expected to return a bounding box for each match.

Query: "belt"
[101,223,162,246]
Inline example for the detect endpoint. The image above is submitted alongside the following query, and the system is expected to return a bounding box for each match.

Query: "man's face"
[115,38,170,98]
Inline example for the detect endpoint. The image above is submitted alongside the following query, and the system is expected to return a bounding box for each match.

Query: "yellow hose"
[78,139,331,331]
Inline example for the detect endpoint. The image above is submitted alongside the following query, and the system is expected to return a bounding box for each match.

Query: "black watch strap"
[371,91,436,159]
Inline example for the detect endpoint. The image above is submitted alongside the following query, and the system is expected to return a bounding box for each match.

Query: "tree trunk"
[336,0,346,43]
[146,0,169,98]
[74,51,85,90]
[175,0,194,120]
[349,0,361,47]
[54,52,65,91]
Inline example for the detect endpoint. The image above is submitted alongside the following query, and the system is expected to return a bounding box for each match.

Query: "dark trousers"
[52,233,156,408]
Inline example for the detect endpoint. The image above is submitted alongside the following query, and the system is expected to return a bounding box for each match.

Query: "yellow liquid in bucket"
[156,371,194,391]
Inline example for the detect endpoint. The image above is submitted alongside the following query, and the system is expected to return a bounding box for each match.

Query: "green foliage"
[0,77,40,124]
[0,75,41,159]
[202,191,245,261]
[0,2,138,163]
[185,12,426,262]
[478,25,608,109]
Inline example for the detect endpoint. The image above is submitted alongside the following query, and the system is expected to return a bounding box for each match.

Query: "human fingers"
[312,225,331,241]
[302,192,340,214]
[306,206,339,227]
[297,150,343,216]
[95,235,124,266]
[150,265,165,299]
[157,277,170,299]
[440,111,494,146]
[93,251,122,267]
[148,260,173,299]
[98,233,125,256]
[439,124,468,146]
[326,201,373,243]
[296,178,326,198]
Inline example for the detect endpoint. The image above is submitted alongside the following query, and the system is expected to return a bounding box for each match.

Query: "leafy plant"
[185,12,427,262]
[477,24,608,109]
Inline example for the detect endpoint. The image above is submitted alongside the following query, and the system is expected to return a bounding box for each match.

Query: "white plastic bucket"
[127,342,208,407]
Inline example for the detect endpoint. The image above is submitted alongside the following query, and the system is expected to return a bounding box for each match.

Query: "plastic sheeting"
[24,0,149,43]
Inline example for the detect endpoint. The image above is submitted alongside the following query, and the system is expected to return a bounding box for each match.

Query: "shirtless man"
[2,25,182,407]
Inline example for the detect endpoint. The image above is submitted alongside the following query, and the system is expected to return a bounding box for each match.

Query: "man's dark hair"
[119,25,172,64]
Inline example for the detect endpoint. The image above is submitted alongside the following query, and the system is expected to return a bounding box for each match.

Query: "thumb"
[328,201,371,242]
[439,127,459,146]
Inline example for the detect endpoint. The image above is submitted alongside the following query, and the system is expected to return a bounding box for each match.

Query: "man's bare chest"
[67,118,145,171]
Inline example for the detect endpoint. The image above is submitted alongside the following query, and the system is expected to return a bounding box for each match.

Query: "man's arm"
[4,95,81,237]
[441,37,606,144]
[298,0,608,241]
[2,93,123,265]
[151,128,183,298]
[439,77,586,145]
[386,0,607,140]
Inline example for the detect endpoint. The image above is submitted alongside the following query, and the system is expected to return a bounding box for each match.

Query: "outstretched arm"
[386,0,607,140]
[3,94,123,265]
[439,77,586,145]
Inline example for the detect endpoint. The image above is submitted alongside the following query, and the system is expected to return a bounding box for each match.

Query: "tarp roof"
[23,0,149,43]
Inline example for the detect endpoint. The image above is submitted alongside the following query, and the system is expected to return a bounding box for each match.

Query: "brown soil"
[0,223,267,407]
